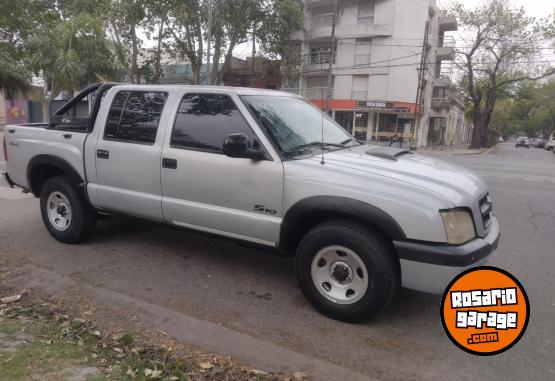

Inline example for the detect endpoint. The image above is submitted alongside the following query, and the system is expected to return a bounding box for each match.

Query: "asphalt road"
[0,142,554,380]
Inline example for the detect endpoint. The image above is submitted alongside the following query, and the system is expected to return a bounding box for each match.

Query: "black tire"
[40,175,97,243]
[295,221,399,322]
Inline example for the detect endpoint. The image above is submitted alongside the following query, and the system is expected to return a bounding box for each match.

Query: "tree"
[27,11,117,121]
[0,49,30,99]
[164,0,206,85]
[451,0,555,148]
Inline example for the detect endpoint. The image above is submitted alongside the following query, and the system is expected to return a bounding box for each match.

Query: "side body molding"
[279,196,407,255]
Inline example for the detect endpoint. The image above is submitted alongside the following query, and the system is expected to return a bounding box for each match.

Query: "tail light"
[2,135,7,162]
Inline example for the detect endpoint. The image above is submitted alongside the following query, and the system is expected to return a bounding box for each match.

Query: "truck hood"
[312,145,487,206]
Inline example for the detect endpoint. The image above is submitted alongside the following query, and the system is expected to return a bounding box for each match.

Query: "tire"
[40,175,97,243]
[295,221,399,322]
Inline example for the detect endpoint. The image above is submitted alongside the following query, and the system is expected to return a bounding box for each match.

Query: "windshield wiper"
[290,141,347,152]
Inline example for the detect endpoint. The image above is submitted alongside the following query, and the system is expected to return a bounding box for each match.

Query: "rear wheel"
[40,176,97,243]
[295,221,399,322]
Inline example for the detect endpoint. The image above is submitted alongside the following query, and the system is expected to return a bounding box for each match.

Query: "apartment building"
[285,0,472,147]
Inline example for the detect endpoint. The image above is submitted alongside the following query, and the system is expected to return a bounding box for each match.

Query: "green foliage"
[0,48,31,99]
[27,11,117,97]
[488,79,555,139]
[450,0,555,148]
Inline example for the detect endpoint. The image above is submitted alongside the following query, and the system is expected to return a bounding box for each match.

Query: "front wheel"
[40,176,97,243]
[295,221,399,322]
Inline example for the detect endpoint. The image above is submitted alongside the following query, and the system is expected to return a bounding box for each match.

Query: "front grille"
[479,193,493,229]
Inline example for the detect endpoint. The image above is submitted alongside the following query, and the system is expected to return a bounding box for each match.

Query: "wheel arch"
[27,155,85,198]
[279,196,406,256]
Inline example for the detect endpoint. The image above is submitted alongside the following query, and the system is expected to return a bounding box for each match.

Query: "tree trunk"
[469,104,483,149]
[210,35,222,84]
[131,26,139,83]
[153,21,165,84]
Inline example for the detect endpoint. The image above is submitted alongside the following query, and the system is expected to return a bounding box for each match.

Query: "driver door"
[160,91,283,246]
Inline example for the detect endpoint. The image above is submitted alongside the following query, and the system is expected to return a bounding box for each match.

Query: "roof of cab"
[110,84,301,98]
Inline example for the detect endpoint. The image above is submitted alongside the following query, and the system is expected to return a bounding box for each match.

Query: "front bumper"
[393,216,500,294]
[0,171,15,189]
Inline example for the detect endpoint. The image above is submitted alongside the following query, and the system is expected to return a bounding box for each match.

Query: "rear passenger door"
[160,92,284,245]
[95,90,170,221]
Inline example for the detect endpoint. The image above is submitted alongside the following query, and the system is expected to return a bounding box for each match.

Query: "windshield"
[241,95,357,158]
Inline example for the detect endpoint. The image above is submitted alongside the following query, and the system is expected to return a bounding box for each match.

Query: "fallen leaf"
[293,371,308,380]
[89,330,101,337]
[199,361,213,370]
[91,353,98,359]
[113,347,123,353]
[0,295,21,304]
[126,366,136,378]
[251,369,268,376]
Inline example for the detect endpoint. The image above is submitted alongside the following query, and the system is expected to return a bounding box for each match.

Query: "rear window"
[104,90,168,144]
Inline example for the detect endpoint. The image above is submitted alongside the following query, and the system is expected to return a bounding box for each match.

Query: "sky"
[440,0,554,62]
[439,0,553,20]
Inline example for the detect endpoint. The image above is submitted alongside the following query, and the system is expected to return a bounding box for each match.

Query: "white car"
[545,133,555,151]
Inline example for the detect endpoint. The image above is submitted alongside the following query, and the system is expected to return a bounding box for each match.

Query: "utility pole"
[410,21,430,150]
[206,0,213,85]
[251,25,256,87]
[325,0,338,113]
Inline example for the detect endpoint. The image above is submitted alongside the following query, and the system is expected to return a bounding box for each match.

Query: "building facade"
[285,0,472,147]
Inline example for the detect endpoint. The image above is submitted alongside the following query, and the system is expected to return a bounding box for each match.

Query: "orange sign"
[441,267,529,356]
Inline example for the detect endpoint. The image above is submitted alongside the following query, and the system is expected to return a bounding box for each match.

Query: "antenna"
[320,89,325,165]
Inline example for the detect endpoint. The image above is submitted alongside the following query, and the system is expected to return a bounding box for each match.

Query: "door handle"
[7,128,15,133]
[162,158,177,169]
[97,149,109,159]
[63,134,72,139]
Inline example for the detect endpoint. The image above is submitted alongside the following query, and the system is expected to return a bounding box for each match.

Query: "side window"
[104,91,168,144]
[171,93,255,153]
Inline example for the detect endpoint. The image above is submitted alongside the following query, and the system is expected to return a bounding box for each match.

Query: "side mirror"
[222,133,265,160]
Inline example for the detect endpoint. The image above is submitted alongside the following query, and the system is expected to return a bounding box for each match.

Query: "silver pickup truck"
[1,83,499,321]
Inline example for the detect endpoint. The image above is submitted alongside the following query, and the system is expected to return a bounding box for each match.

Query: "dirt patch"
[0,287,307,381]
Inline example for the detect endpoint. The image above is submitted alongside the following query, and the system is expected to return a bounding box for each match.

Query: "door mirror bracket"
[223,133,266,160]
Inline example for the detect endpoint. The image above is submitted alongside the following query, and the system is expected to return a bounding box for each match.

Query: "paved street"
[0,142,554,380]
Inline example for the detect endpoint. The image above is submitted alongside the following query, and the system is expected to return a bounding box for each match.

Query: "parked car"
[1,83,500,322]
[535,139,545,148]
[515,138,530,148]
[546,134,555,151]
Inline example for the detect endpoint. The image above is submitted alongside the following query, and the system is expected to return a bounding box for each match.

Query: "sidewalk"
[417,145,494,156]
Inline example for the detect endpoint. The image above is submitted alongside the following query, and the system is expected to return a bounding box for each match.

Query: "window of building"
[378,113,398,134]
[355,39,372,65]
[355,112,369,129]
[351,75,369,100]
[170,93,255,153]
[310,46,334,65]
[335,111,354,133]
[104,91,168,144]
[358,0,376,25]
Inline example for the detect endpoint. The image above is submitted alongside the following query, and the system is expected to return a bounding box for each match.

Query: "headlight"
[440,209,476,244]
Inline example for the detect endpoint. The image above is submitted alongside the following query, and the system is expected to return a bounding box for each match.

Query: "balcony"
[436,35,456,61]
[433,68,453,87]
[305,13,335,41]
[439,15,458,32]
[303,87,332,100]
[431,97,450,109]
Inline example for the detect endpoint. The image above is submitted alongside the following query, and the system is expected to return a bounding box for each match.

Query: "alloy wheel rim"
[46,191,72,232]
[310,245,369,305]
